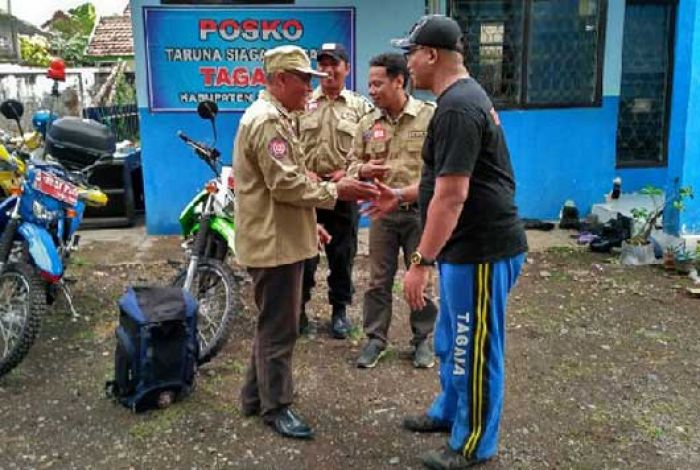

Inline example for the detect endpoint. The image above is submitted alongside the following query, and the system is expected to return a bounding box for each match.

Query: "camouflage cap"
[263,45,328,77]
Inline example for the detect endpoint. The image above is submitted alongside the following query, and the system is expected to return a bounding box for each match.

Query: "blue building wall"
[132,0,700,234]
[673,0,700,234]
[130,0,426,234]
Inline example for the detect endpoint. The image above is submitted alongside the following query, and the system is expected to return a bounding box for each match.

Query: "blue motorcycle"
[0,100,107,377]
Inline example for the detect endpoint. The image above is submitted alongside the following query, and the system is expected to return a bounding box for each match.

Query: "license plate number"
[33,171,79,206]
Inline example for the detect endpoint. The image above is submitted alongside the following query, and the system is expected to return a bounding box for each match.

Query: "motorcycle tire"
[171,258,240,365]
[0,263,46,377]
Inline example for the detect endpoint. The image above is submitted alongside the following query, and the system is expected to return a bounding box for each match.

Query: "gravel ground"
[1,229,699,469]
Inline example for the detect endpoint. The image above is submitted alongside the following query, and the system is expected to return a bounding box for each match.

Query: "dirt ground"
[1,227,699,469]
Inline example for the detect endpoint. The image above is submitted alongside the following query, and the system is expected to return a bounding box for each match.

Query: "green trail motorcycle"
[171,101,240,364]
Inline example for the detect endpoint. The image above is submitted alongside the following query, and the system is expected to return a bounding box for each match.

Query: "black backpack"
[106,286,199,412]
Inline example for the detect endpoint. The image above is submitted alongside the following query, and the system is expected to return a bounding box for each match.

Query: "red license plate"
[33,171,79,206]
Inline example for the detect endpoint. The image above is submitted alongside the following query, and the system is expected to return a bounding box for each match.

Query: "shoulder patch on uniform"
[267,137,289,160]
[372,122,387,141]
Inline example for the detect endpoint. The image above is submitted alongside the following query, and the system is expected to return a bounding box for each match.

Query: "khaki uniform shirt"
[233,90,338,268]
[298,87,374,176]
[347,96,435,189]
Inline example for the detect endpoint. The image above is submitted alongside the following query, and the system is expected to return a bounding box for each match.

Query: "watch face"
[410,252,421,265]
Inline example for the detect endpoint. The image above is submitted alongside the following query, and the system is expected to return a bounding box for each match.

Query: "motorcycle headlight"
[32,200,59,222]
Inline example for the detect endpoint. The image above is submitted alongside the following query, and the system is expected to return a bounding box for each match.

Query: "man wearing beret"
[233,45,379,439]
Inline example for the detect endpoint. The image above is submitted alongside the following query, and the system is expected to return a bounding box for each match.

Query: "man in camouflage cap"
[347,52,437,370]
[298,43,375,339]
[233,45,379,440]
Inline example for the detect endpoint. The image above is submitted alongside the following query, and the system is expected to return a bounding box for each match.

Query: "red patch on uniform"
[306,101,319,112]
[489,107,501,126]
[372,123,386,140]
[267,138,288,159]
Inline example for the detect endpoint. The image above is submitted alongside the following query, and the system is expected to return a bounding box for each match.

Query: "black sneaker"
[299,311,317,337]
[402,414,451,433]
[420,446,492,469]
[356,339,386,368]
[413,340,435,368]
[331,306,351,339]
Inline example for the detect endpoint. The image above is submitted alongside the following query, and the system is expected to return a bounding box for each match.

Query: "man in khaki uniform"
[347,53,437,369]
[298,43,374,338]
[233,45,378,439]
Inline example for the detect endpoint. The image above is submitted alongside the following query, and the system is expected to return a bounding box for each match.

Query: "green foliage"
[19,36,51,66]
[629,184,694,245]
[674,246,696,262]
[50,34,93,67]
[46,2,97,66]
[114,74,136,104]
[49,3,96,38]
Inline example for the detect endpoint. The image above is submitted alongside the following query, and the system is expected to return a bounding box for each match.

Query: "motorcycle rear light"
[39,271,61,284]
[205,182,218,194]
[10,187,21,196]
[65,208,77,218]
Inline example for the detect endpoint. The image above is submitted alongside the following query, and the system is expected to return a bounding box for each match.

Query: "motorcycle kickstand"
[58,279,80,320]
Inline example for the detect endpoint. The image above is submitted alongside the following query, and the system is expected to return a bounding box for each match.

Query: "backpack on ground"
[106,286,198,412]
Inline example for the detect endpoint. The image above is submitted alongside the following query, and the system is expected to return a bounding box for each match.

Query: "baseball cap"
[263,45,327,77]
[391,15,464,52]
[317,43,350,63]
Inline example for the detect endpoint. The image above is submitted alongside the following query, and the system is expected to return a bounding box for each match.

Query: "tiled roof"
[86,14,133,58]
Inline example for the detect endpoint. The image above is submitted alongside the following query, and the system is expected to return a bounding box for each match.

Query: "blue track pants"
[427,253,525,460]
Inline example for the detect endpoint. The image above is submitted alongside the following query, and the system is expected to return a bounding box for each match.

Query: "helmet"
[32,110,58,137]
[47,58,66,82]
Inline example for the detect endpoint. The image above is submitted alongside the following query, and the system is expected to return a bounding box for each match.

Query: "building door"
[616,0,676,168]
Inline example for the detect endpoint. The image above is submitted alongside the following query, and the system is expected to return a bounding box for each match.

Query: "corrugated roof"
[85,13,133,58]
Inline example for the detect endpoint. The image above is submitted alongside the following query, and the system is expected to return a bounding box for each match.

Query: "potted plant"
[674,247,696,275]
[663,246,678,271]
[620,185,694,265]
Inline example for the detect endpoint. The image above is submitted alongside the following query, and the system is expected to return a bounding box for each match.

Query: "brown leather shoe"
[402,414,451,433]
[420,446,492,469]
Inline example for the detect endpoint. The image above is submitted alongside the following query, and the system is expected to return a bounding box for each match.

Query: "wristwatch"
[410,250,435,267]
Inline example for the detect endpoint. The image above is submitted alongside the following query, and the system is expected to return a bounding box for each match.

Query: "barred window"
[449,0,606,109]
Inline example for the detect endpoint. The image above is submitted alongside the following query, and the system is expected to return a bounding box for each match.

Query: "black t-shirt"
[419,78,527,264]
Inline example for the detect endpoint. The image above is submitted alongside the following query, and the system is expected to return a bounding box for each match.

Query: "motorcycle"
[171,100,241,365]
[0,99,108,377]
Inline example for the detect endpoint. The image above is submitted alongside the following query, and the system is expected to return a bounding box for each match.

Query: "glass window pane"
[616,3,674,166]
[525,0,603,105]
[450,0,525,108]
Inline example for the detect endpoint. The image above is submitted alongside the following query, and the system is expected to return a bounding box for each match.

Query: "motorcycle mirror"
[0,100,24,120]
[197,100,218,121]
[0,100,25,136]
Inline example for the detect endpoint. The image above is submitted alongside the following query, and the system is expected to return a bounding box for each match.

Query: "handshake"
[336,177,400,221]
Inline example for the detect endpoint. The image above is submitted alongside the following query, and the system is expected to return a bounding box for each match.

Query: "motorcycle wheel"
[0,263,46,377]
[171,258,240,365]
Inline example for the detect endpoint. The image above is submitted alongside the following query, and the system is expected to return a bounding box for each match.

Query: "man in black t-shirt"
[365,14,527,469]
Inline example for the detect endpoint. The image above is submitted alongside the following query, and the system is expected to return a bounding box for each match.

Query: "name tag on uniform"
[408,130,427,139]
[306,101,319,112]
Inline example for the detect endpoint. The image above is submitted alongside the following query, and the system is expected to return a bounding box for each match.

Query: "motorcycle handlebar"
[177,130,220,162]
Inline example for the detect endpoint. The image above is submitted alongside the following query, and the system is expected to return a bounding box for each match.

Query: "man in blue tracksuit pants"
[365,15,528,469]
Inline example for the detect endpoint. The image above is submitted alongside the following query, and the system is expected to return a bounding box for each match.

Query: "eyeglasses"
[404,46,427,59]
